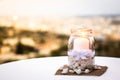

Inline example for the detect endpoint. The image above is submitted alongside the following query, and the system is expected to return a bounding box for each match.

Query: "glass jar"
[68,28,95,70]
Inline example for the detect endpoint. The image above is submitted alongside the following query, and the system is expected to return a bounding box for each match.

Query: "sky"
[0,0,120,16]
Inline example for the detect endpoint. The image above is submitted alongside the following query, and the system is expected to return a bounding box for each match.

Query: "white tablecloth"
[0,56,120,80]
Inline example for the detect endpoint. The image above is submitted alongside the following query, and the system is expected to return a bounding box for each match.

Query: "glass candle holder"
[68,28,95,71]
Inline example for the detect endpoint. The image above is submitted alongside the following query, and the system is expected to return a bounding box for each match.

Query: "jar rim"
[71,28,93,36]
[71,28,92,33]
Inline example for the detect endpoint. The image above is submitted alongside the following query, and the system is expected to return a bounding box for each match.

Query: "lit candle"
[73,38,89,52]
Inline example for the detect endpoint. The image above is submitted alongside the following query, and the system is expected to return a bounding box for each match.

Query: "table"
[0,56,120,80]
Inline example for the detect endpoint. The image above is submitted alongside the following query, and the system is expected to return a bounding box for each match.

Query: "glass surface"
[68,28,95,70]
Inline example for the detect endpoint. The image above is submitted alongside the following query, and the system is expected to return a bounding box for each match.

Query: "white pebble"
[73,68,77,72]
[77,66,82,69]
[94,65,102,70]
[81,64,86,68]
[98,66,102,69]
[69,70,74,73]
[75,69,82,74]
[74,63,79,67]
[72,65,77,69]
[84,69,90,73]
[61,68,68,74]
[59,66,63,70]
[69,65,73,69]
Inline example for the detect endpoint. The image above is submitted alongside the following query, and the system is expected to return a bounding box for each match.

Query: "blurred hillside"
[0,16,120,64]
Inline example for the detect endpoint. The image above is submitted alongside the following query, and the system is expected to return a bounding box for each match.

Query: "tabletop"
[0,56,120,80]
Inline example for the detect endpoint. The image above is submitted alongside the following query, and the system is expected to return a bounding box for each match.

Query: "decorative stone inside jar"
[68,50,95,70]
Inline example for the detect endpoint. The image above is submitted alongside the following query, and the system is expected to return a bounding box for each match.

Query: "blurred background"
[0,0,120,64]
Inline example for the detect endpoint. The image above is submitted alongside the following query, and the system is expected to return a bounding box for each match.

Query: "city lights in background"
[0,0,120,64]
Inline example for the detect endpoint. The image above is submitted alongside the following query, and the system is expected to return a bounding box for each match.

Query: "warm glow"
[28,22,36,30]
[12,16,18,21]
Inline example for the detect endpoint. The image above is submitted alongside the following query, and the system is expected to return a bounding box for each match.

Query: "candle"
[73,38,89,52]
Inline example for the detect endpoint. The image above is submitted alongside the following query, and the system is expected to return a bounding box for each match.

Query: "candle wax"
[73,38,89,52]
